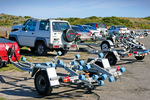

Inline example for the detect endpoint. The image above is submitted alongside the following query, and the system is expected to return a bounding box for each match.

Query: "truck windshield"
[52,22,70,31]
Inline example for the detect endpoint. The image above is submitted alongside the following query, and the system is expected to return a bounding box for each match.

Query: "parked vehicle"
[85,23,108,35]
[108,25,130,35]
[0,38,21,68]
[9,19,76,56]
[11,19,33,32]
[75,25,101,40]
[71,25,92,42]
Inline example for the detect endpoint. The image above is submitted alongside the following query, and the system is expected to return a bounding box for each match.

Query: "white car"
[108,25,130,35]
[9,19,76,55]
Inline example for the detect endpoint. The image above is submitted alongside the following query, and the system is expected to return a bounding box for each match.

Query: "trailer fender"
[31,66,60,86]
[101,40,114,50]
[102,40,114,46]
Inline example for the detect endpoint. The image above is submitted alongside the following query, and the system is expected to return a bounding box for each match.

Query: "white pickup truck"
[9,18,76,55]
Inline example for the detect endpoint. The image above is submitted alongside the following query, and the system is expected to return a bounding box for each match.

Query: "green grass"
[0,97,6,100]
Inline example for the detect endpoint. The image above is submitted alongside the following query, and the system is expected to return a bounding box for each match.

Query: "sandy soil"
[0,35,150,100]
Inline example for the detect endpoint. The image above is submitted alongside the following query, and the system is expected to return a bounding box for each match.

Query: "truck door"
[18,21,37,47]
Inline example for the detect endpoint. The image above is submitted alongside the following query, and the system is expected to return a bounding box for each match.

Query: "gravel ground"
[0,35,150,100]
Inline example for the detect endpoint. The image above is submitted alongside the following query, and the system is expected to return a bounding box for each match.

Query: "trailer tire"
[144,33,148,36]
[105,52,117,65]
[34,70,53,95]
[101,42,110,50]
[135,56,145,60]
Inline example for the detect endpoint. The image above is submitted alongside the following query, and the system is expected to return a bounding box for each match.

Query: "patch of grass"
[0,97,6,100]
[0,64,24,72]
[21,47,30,50]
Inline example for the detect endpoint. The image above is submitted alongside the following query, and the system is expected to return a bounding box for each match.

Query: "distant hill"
[0,13,32,26]
[0,13,150,29]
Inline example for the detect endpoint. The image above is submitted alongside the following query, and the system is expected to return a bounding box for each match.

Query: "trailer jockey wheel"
[135,55,145,60]
[0,58,3,68]
[34,70,53,95]
[105,52,117,65]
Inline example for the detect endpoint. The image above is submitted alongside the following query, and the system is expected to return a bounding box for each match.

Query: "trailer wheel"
[101,42,110,50]
[105,52,117,65]
[144,33,148,36]
[34,71,53,95]
[135,56,145,60]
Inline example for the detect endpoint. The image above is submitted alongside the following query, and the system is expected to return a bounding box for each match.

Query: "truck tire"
[36,42,47,56]
[63,29,76,42]
[105,52,117,65]
[135,55,145,60]
[101,42,110,50]
[34,70,53,95]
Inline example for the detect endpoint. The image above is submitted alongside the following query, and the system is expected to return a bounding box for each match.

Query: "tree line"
[0,13,150,29]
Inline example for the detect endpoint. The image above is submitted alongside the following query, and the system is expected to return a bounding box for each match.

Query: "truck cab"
[9,19,76,55]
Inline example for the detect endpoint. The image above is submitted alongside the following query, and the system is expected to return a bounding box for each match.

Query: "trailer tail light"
[64,76,71,83]
[134,51,138,54]
[116,66,120,71]
[96,24,98,29]
[71,45,75,47]
[128,53,132,56]
[54,46,59,48]
[76,33,81,36]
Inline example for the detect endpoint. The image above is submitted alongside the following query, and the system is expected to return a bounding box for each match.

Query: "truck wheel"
[34,71,53,95]
[101,42,110,50]
[135,56,145,60]
[105,52,117,65]
[63,29,76,42]
[36,43,47,56]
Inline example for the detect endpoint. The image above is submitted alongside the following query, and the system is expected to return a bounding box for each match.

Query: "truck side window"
[25,21,37,31]
[39,21,49,30]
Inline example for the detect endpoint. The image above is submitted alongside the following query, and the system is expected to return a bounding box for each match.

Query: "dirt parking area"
[0,35,150,100]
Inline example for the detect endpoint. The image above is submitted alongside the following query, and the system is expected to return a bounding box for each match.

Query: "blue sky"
[0,0,149,18]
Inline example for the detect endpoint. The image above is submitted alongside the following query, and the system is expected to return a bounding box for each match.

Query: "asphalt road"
[0,35,150,100]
